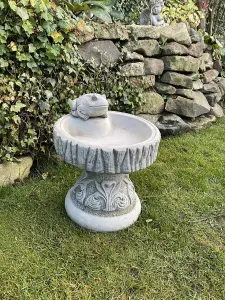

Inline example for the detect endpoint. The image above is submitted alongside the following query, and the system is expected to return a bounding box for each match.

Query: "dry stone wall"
[76,22,225,136]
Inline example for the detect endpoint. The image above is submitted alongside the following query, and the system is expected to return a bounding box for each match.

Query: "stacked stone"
[76,22,224,136]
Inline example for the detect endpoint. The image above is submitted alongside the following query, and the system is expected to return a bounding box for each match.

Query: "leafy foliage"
[0,0,143,162]
[222,48,225,77]
[112,0,146,24]
[163,0,202,29]
[60,0,121,23]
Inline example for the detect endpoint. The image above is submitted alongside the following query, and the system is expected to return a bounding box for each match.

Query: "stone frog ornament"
[70,93,109,120]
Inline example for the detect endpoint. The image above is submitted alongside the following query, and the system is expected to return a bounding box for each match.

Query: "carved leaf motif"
[85,194,105,210]
[112,193,130,210]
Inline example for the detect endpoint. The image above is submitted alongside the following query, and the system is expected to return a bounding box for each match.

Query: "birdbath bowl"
[53,94,161,232]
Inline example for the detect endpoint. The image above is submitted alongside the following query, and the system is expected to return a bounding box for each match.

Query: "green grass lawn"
[0,118,225,300]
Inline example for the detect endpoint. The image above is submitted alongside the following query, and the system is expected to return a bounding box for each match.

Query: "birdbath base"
[65,171,141,232]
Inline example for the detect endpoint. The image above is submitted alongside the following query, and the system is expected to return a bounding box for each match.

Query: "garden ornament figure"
[140,0,166,26]
[71,93,108,120]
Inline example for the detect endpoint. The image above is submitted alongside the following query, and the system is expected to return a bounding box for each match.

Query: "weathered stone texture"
[203,69,219,83]
[126,25,160,39]
[188,42,204,58]
[128,75,155,89]
[126,40,160,57]
[125,52,144,62]
[160,23,192,46]
[78,41,121,66]
[160,72,193,89]
[186,115,216,131]
[210,104,224,117]
[205,93,222,106]
[155,114,191,136]
[155,82,176,95]
[193,79,204,91]
[139,92,165,114]
[175,89,195,99]
[0,156,33,186]
[162,56,200,73]
[144,58,164,75]
[201,82,220,94]
[94,23,129,40]
[161,42,189,56]
[199,53,213,72]
[165,92,210,118]
[120,62,144,77]
[189,28,204,43]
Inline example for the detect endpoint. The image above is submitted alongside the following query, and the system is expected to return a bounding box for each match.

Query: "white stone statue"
[71,93,108,120]
[140,0,166,26]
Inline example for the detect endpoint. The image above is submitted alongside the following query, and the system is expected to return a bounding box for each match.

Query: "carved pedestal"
[65,171,141,232]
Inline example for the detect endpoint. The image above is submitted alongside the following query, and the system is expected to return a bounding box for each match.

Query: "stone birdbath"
[53,93,161,232]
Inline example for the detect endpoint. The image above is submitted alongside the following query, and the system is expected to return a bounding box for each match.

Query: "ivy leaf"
[0,28,7,43]
[22,20,34,34]
[0,58,9,68]
[91,7,112,23]
[41,11,54,21]
[44,90,53,99]
[28,43,36,53]
[8,0,17,11]
[50,31,64,43]
[10,102,26,112]
[27,61,38,68]
[16,7,29,20]
[21,0,29,6]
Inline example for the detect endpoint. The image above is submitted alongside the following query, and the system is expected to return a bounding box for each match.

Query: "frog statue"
[70,93,109,121]
[140,0,166,26]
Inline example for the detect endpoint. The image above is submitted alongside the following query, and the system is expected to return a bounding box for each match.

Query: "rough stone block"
[205,92,222,106]
[126,40,160,57]
[193,79,203,90]
[126,25,160,39]
[186,115,216,131]
[94,23,129,40]
[210,104,224,117]
[139,92,165,114]
[125,52,144,62]
[189,28,204,43]
[199,53,213,72]
[78,41,121,67]
[175,89,195,99]
[155,82,176,95]
[201,82,220,94]
[120,62,144,77]
[0,156,33,186]
[155,113,191,136]
[144,58,164,75]
[162,56,200,73]
[161,42,189,56]
[129,75,155,89]
[188,42,204,58]
[160,72,193,89]
[75,23,94,44]
[165,92,210,118]
[203,69,219,83]
[160,23,192,46]
[217,77,225,96]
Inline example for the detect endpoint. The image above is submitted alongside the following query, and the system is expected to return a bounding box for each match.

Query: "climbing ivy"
[0,0,144,162]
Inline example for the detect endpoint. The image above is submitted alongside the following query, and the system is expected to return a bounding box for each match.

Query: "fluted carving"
[54,133,160,174]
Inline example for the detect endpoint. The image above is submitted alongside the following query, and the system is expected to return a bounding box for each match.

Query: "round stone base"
[65,190,141,232]
[65,171,141,232]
